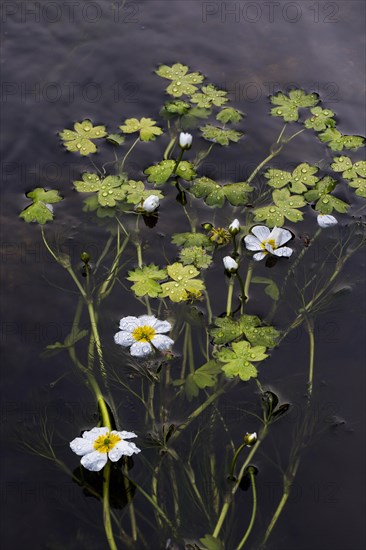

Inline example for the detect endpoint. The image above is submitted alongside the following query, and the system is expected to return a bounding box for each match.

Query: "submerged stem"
[103,462,118,550]
[236,467,257,550]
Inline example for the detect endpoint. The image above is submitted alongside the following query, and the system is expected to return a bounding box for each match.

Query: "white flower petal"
[251,225,271,241]
[138,315,158,327]
[81,451,108,472]
[153,320,172,333]
[114,331,135,347]
[142,195,159,213]
[130,341,153,357]
[244,235,262,251]
[119,316,139,331]
[82,427,109,440]
[317,214,338,228]
[108,440,141,462]
[151,334,174,351]
[269,226,292,246]
[70,437,94,456]
[253,251,267,261]
[113,430,138,440]
[265,243,275,254]
[272,246,293,258]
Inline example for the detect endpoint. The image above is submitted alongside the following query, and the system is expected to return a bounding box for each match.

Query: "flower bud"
[142,195,160,213]
[229,219,240,235]
[317,214,338,228]
[243,432,257,446]
[179,132,192,149]
[223,256,239,273]
[80,251,90,264]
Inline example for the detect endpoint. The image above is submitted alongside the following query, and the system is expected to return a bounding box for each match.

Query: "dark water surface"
[1,1,366,549]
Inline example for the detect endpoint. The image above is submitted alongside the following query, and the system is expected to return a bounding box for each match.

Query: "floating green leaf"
[19,188,62,224]
[254,188,306,227]
[184,360,222,400]
[179,246,212,269]
[211,315,279,347]
[106,133,125,146]
[121,180,163,205]
[265,163,319,194]
[216,107,243,124]
[190,177,252,207]
[348,178,366,198]
[216,341,268,382]
[59,119,107,155]
[127,265,167,298]
[304,176,349,214]
[161,263,205,302]
[74,173,127,207]
[191,85,228,108]
[200,124,243,146]
[331,156,366,179]
[156,63,204,97]
[120,118,163,142]
[270,90,318,122]
[172,232,213,249]
[304,106,335,131]
[144,160,196,184]
[318,128,365,151]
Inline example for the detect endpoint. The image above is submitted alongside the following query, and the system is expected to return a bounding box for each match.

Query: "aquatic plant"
[19,62,365,549]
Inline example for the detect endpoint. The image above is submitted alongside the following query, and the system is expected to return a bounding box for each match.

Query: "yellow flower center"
[132,325,156,343]
[93,432,121,453]
[260,238,276,250]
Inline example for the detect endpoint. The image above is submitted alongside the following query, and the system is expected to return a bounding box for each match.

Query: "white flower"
[244,226,293,261]
[179,132,192,149]
[317,214,338,228]
[142,195,159,213]
[244,432,257,447]
[114,315,174,357]
[229,218,240,235]
[223,256,239,272]
[70,426,141,472]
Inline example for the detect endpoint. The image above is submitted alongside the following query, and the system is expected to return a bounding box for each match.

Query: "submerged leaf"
[185,360,222,400]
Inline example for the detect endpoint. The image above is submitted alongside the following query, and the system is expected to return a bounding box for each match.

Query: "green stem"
[226,276,235,316]
[169,385,228,446]
[136,242,143,269]
[126,475,175,532]
[229,443,247,479]
[173,147,185,173]
[262,458,300,546]
[164,136,177,160]
[123,460,138,542]
[212,426,267,539]
[243,262,254,302]
[121,137,140,171]
[305,317,315,398]
[103,462,118,550]
[87,301,107,381]
[246,151,281,185]
[236,467,257,550]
